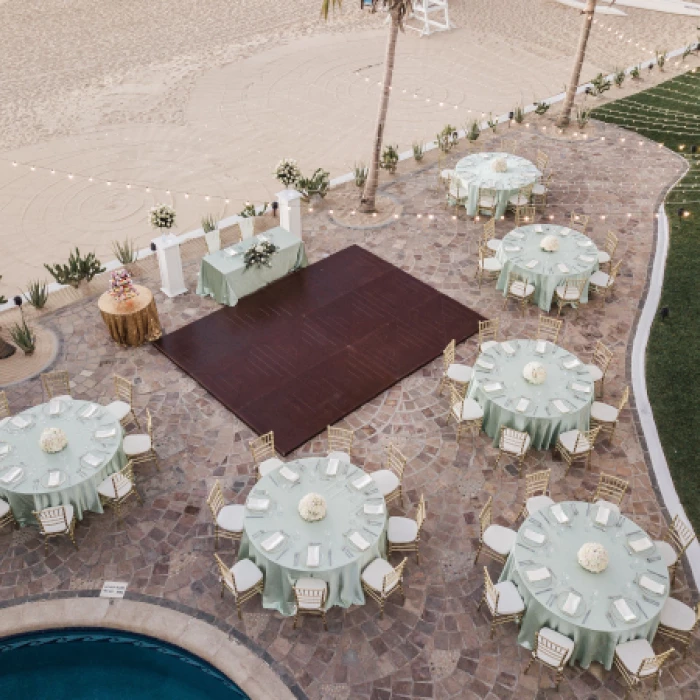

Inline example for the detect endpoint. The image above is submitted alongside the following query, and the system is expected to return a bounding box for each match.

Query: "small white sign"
[100,581,128,599]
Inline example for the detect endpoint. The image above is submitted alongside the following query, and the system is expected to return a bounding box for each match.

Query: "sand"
[0,0,696,290]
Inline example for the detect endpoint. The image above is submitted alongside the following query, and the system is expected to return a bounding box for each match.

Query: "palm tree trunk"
[557,0,597,128]
[360,9,400,213]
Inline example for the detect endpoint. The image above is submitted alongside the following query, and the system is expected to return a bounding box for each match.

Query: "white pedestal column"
[153,233,187,298]
[277,189,303,240]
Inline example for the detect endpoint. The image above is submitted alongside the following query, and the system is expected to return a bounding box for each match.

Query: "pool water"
[0,628,250,700]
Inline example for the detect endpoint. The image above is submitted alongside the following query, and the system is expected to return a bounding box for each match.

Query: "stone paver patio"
[1,123,697,700]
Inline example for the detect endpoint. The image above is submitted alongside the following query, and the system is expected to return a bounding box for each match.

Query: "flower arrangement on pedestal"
[244,241,279,270]
[298,493,327,522]
[108,268,139,303]
[40,427,68,454]
[540,235,560,252]
[491,157,508,173]
[578,542,609,573]
[149,204,176,232]
[523,361,547,385]
[274,158,301,188]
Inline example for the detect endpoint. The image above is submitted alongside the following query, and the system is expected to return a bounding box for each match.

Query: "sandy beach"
[0,0,696,289]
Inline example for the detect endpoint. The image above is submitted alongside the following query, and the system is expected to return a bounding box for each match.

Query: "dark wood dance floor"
[155,245,485,455]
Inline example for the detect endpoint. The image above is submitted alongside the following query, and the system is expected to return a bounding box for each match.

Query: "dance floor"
[155,245,485,455]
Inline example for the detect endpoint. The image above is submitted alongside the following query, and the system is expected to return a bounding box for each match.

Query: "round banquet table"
[238,457,387,616]
[495,224,600,312]
[98,284,162,347]
[0,399,126,525]
[454,152,541,218]
[467,339,593,449]
[500,501,670,669]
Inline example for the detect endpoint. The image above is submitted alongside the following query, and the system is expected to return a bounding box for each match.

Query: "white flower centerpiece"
[274,158,301,188]
[523,361,547,385]
[40,427,68,454]
[491,157,508,173]
[578,542,609,574]
[298,492,327,523]
[540,235,559,253]
[149,204,176,240]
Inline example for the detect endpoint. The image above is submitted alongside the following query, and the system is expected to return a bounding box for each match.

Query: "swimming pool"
[0,628,250,699]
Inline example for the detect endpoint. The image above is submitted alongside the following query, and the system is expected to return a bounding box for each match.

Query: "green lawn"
[592,70,700,530]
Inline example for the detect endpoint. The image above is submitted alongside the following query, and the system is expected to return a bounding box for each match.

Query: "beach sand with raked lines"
[0,0,696,289]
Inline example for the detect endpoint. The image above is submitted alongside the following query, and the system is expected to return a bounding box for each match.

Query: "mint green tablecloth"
[500,501,670,669]
[454,152,541,218]
[467,339,593,449]
[495,224,600,312]
[238,457,387,616]
[0,399,126,526]
[196,226,308,306]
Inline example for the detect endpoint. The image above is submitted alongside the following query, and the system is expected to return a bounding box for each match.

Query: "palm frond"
[320,0,342,19]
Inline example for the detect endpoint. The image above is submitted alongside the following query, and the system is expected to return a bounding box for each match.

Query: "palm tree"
[0,276,16,359]
[322,0,411,213]
[558,0,597,128]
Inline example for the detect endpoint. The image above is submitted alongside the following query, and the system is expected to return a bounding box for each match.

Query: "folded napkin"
[535,225,543,233]
[81,403,99,419]
[47,471,61,487]
[526,567,550,583]
[524,529,545,544]
[349,531,370,551]
[510,232,525,240]
[10,416,29,429]
[525,259,539,269]
[0,444,10,456]
[83,453,102,467]
[516,398,530,413]
[639,575,665,595]
[0,466,22,484]
[225,248,238,257]
[49,399,62,416]
[577,240,592,248]
[571,382,591,393]
[563,358,580,370]
[352,474,372,490]
[326,458,340,476]
[261,531,284,551]
[551,504,569,524]
[279,466,299,482]
[257,234,269,243]
[579,254,595,263]
[306,545,320,567]
[95,428,116,439]
[484,382,503,393]
[535,340,547,354]
[501,342,516,356]
[614,598,637,622]
[562,592,581,616]
[247,497,270,511]
[364,503,384,515]
[504,245,520,253]
[629,536,653,553]
[558,263,570,274]
[596,506,611,526]
[560,228,571,237]
[476,358,495,370]
[552,399,569,414]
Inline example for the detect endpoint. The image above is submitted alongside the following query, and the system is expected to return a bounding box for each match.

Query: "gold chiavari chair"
[532,172,553,212]
[41,370,71,401]
[206,480,244,549]
[475,244,502,287]
[613,643,673,700]
[214,553,264,620]
[123,408,159,470]
[657,599,700,657]
[438,339,473,395]
[446,172,467,211]
[517,469,554,521]
[535,315,562,344]
[588,259,622,303]
[477,566,525,638]
[249,431,284,480]
[447,383,483,443]
[106,374,140,429]
[495,426,532,475]
[327,425,354,464]
[585,340,614,398]
[507,183,534,217]
[535,150,550,174]
[370,443,407,507]
[474,495,517,565]
[598,230,619,271]
[388,494,426,563]
[591,472,629,514]
[591,385,629,443]
[97,461,142,523]
[653,515,697,585]
[360,556,407,619]
[514,204,536,228]
[482,218,500,253]
[0,390,10,419]
[478,318,500,353]
[0,497,17,531]
[569,211,589,233]
[477,186,498,218]
[554,276,587,317]
[523,627,574,690]
[555,426,601,473]
[503,271,535,316]
[33,505,78,553]
[293,579,328,630]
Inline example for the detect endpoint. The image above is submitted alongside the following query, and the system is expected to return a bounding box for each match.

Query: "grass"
[592,68,700,530]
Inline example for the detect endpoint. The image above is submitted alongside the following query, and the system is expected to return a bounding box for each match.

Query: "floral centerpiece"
[40,427,68,454]
[149,204,176,233]
[244,240,279,270]
[577,542,609,573]
[491,157,508,173]
[540,235,559,252]
[523,361,547,385]
[298,493,327,522]
[274,158,301,188]
[108,268,139,303]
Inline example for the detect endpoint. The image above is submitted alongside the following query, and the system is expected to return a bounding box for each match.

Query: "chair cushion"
[447,363,473,384]
[0,499,10,517]
[123,433,151,456]
[97,475,133,500]
[537,628,575,666]
[531,183,546,195]
[216,504,245,533]
[371,469,400,496]
[660,597,696,632]
[558,430,590,454]
[259,457,283,476]
[585,364,604,381]
[483,524,517,556]
[501,432,531,455]
[295,577,327,591]
[487,239,501,252]
[486,580,525,615]
[480,258,502,272]
[589,270,611,288]
[328,451,351,464]
[526,495,554,516]
[361,558,398,592]
[591,401,618,422]
[41,505,75,533]
[452,398,484,422]
[508,195,529,206]
[615,638,657,677]
[479,196,496,207]
[231,558,263,592]
[598,251,611,264]
[654,540,678,567]
[555,285,581,301]
[440,169,454,181]
[480,341,498,353]
[387,516,419,544]
[509,280,535,298]
[106,400,131,421]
